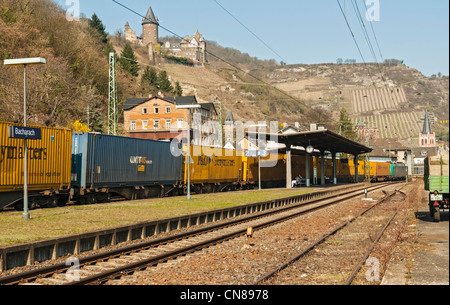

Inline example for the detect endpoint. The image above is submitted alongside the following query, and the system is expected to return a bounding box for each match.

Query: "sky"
[55,0,449,76]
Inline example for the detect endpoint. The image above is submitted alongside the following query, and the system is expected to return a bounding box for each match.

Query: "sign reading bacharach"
[8,126,42,140]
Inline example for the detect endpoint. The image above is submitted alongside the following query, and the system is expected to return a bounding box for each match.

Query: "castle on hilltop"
[125,4,207,65]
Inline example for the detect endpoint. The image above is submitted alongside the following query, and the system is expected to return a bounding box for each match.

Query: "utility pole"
[218,101,223,148]
[108,52,119,135]
[365,133,371,182]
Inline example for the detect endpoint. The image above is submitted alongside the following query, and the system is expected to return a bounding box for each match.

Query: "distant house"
[162,30,207,64]
[366,138,409,164]
[355,119,379,141]
[280,124,301,134]
[123,95,218,145]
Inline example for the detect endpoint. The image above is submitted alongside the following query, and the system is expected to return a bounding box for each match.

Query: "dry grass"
[0,188,314,247]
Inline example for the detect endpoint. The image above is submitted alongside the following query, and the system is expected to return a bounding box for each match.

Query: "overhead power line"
[212,0,287,64]
[360,0,384,62]
[351,0,378,63]
[336,0,378,86]
[336,0,368,65]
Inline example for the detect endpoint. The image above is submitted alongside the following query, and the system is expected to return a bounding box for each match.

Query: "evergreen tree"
[141,66,158,94]
[88,14,108,43]
[337,108,357,140]
[119,43,140,77]
[174,81,183,96]
[142,66,158,86]
[158,70,173,93]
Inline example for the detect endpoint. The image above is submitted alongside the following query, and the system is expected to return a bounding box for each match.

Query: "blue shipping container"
[71,133,182,189]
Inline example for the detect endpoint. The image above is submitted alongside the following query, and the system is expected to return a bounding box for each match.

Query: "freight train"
[0,122,407,211]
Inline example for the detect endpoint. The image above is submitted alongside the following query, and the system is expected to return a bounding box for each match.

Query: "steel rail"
[253,190,398,284]
[344,189,408,285]
[254,184,408,285]
[0,183,391,285]
[70,184,393,285]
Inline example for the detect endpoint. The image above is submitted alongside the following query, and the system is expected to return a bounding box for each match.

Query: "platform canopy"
[247,128,372,188]
[247,129,371,155]
[276,129,372,156]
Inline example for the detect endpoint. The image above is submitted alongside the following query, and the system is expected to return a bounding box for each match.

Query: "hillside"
[1,0,448,146]
[262,63,449,144]
[123,36,449,145]
[0,0,122,130]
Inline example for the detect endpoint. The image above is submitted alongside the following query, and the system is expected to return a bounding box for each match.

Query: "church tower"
[142,5,159,46]
[419,109,436,147]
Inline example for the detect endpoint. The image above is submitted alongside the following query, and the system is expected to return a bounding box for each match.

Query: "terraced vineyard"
[351,86,407,113]
[351,111,423,140]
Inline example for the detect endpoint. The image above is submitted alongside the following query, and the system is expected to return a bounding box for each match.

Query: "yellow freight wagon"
[348,159,366,182]
[291,155,311,178]
[0,122,72,210]
[246,152,286,188]
[184,146,244,193]
[313,157,334,178]
[313,158,366,183]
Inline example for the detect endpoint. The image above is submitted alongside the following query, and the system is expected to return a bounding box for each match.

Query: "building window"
[154,120,159,130]
[177,119,183,128]
[166,106,171,114]
[142,120,148,130]
[154,107,159,114]
[143,107,148,114]
[166,119,171,129]
[131,120,136,131]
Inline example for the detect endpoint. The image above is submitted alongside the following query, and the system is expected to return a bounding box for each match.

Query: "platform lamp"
[4,57,46,220]
[249,124,268,191]
[176,104,201,200]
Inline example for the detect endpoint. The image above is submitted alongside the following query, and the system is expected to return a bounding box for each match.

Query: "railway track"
[0,183,396,285]
[255,184,411,285]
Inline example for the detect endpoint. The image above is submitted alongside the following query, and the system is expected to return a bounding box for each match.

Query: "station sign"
[245,150,258,158]
[8,126,42,140]
[245,150,268,158]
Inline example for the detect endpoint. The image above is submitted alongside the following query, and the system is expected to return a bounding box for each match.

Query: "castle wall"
[125,24,138,44]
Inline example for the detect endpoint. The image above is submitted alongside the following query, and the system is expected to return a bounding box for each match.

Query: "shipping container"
[246,151,286,188]
[370,162,391,181]
[313,157,335,182]
[185,146,244,192]
[71,133,183,201]
[291,154,313,180]
[0,122,72,210]
[347,159,366,182]
[337,159,353,182]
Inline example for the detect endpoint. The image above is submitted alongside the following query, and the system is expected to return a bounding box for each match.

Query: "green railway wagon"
[424,156,449,222]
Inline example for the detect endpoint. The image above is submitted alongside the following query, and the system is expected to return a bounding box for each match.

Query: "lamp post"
[249,124,267,191]
[176,104,201,200]
[4,57,46,220]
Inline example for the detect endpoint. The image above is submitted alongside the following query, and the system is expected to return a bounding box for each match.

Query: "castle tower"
[419,109,436,147]
[142,5,159,46]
